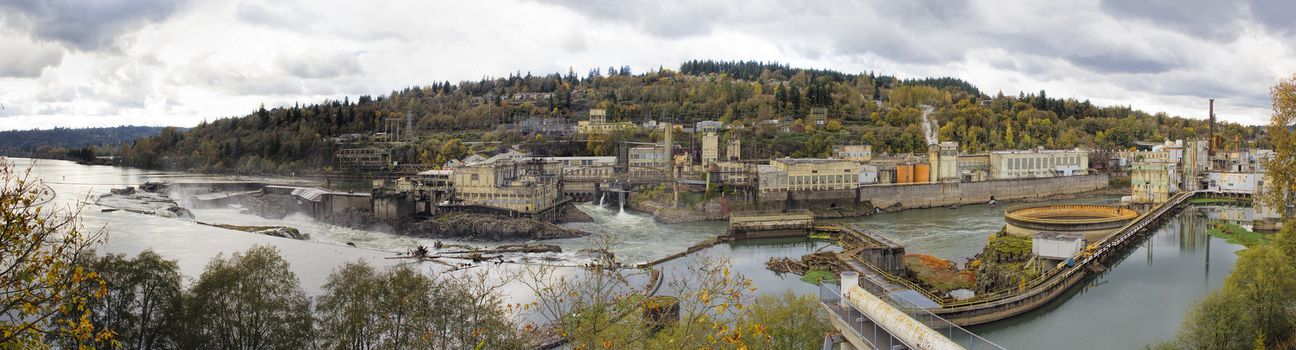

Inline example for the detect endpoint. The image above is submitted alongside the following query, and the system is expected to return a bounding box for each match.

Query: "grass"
[800,269,838,284]
[1207,222,1270,248]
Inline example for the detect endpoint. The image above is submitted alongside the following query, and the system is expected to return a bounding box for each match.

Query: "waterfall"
[920,105,938,145]
[599,193,605,206]
[619,199,625,213]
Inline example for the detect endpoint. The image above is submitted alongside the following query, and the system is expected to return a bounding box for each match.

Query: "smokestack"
[1208,99,1215,158]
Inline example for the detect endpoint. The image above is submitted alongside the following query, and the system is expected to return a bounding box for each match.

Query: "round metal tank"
[896,164,913,183]
[1004,204,1140,241]
[914,163,931,183]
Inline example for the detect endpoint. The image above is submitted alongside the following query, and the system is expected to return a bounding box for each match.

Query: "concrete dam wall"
[756,173,1110,211]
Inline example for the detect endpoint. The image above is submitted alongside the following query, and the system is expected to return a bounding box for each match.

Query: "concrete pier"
[727,209,814,238]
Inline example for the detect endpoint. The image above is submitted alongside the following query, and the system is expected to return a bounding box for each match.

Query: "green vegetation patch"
[799,269,838,285]
[984,233,1032,264]
[1207,222,1270,248]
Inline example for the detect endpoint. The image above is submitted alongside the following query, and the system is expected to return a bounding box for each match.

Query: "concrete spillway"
[1004,204,1139,241]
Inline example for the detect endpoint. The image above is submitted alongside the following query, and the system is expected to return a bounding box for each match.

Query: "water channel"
[11,157,1245,348]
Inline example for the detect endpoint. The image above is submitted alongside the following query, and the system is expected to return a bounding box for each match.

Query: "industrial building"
[577,109,637,134]
[726,138,742,161]
[1205,172,1265,194]
[928,141,960,183]
[1130,159,1180,203]
[757,158,860,192]
[988,148,1089,179]
[629,145,669,169]
[833,145,873,162]
[512,116,575,136]
[695,120,724,133]
[448,158,562,214]
[335,148,392,170]
[701,132,719,165]
[957,154,991,182]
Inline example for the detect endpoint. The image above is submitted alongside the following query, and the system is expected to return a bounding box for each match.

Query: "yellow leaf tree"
[0,160,109,348]
[1261,74,1296,220]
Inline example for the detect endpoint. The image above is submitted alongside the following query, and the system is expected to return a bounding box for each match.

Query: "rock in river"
[97,189,194,219]
[403,212,588,241]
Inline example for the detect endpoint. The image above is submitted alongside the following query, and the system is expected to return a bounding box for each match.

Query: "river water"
[9,158,1244,348]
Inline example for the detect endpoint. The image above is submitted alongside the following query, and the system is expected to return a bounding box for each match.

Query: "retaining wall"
[757,173,1110,210]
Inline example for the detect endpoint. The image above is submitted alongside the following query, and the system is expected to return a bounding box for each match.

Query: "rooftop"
[1033,231,1085,241]
[774,157,851,164]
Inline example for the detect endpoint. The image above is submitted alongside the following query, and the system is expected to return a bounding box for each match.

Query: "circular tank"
[1003,204,1140,241]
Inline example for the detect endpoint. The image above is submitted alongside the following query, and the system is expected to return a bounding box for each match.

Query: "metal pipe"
[839,272,859,309]
[842,284,966,350]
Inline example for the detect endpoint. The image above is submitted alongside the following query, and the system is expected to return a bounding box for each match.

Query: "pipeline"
[841,272,965,350]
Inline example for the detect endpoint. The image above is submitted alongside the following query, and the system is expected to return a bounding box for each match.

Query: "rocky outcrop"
[557,204,594,223]
[628,199,727,224]
[403,212,588,241]
[198,222,310,240]
[97,189,194,219]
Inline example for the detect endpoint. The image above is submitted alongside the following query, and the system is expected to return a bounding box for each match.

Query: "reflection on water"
[970,208,1244,349]
[832,196,1123,264]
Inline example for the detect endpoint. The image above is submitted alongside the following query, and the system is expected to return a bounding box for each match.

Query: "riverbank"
[628,180,1127,224]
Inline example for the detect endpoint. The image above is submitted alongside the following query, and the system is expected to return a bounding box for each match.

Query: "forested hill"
[112,60,1263,174]
[0,126,174,159]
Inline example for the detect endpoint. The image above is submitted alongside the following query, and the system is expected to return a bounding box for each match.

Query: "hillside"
[109,60,1263,174]
[0,126,175,161]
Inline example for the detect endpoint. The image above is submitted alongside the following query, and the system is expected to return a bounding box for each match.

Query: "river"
[8,157,1243,348]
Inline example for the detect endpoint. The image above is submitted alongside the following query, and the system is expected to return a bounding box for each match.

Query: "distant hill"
[112,59,1263,174]
[0,126,177,158]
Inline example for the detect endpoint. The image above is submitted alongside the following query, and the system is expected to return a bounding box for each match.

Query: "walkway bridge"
[836,190,1222,329]
[820,273,1003,350]
[820,190,1237,348]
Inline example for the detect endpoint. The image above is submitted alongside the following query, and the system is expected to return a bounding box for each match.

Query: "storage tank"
[896,164,913,183]
[914,163,931,183]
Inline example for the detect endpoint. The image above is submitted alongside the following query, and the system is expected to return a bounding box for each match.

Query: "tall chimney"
[1208,99,1215,158]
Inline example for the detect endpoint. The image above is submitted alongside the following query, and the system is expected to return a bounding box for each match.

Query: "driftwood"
[766,251,845,275]
[765,257,808,274]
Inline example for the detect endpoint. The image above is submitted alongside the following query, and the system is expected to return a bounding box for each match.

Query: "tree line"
[102,59,1261,174]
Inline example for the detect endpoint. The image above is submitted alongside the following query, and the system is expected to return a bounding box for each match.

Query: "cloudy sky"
[1,0,1294,130]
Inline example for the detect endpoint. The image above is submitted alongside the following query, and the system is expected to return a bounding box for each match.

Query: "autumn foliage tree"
[314,262,523,350]
[0,159,111,348]
[56,250,182,350]
[1261,73,1296,220]
[178,246,314,349]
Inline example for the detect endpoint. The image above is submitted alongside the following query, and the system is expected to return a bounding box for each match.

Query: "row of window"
[1005,155,1082,170]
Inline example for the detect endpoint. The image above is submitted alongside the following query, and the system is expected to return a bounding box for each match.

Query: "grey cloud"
[1068,52,1178,74]
[274,51,362,79]
[0,36,63,77]
[235,0,406,41]
[0,0,190,51]
[1248,1,1296,37]
[1099,0,1249,40]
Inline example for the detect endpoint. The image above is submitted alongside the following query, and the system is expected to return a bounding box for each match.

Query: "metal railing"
[813,282,1005,349]
[819,283,911,350]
